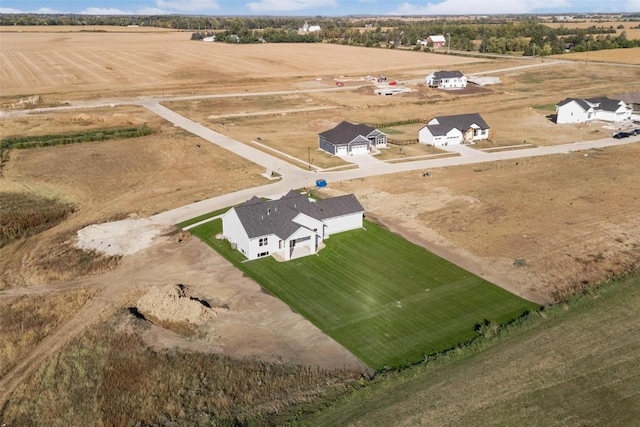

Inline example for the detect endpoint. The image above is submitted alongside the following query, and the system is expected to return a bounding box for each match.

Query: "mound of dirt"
[136,284,224,329]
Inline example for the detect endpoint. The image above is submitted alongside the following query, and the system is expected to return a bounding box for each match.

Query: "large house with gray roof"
[426,70,467,89]
[418,113,490,146]
[221,190,364,261]
[556,96,632,124]
[318,121,387,156]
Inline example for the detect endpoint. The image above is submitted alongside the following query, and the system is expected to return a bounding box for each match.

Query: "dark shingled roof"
[425,113,489,136]
[232,191,364,239]
[557,96,628,113]
[318,121,376,145]
[585,96,625,112]
[556,98,593,111]
[432,70,464,79]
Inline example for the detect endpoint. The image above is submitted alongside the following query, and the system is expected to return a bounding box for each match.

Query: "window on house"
[259,237,268,246]
[257,251,269,258]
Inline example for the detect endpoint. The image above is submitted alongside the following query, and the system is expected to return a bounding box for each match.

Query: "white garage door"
[336,146,348,155]
[350,144,369,155]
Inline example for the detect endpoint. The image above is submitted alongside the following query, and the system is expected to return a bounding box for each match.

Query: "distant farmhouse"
[556,97,632,124]
[419,113,490,146]
[298,21,321,33]
[318,121,387,156]
[222,190,364,261]
[423,35,447,48]
[426,70,467,89]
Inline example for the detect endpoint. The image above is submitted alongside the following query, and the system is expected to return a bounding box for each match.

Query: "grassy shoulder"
[298,268,640,426]
[190,218,538,370]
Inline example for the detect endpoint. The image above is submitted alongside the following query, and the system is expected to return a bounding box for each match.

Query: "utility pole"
[308,147,311,170]
[446,33,450,53]
[585,41,590,65]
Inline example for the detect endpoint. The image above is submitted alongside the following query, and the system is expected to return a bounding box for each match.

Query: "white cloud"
[0,7,23,14]
[0,6,63,14]
[79,7,131,15]
[155,0,220,12]
[246,0,339,13]
[392,0,570,15]
[137,7,170,15]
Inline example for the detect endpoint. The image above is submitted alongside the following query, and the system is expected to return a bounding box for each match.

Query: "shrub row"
[371,118,424,129]
[0,125,152,150]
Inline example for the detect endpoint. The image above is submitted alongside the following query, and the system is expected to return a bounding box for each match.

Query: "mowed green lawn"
[191,219,539,369]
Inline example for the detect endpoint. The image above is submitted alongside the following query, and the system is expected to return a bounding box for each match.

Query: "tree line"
[2,13,640,55]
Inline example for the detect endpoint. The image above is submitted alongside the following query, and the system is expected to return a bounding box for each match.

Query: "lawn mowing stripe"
[189,218,539,370]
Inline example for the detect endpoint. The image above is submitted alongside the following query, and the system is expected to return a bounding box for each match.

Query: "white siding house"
[426,71,467,89]
[222,191,364,261]
[556,97,632,124]
[419,113,490,146]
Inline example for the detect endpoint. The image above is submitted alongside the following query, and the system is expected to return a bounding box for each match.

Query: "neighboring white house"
[426,70,467,89]
[556,97,632,124]
[298,21,321,33]
[419,113,490,146]
[318,121,387,156]
[222,190,364,261]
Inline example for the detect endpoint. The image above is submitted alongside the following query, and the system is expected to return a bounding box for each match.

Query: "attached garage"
[350,144,369,155]
[318,121,387,157]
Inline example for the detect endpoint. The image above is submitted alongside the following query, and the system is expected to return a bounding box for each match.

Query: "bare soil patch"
[322,143,640,303]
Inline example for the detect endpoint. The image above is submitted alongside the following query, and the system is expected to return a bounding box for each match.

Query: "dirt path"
[0,234,366,407]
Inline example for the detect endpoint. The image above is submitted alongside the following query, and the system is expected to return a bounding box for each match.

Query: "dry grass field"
[0,105,267,288]
[544,20,640,40]
[554,46,640,65]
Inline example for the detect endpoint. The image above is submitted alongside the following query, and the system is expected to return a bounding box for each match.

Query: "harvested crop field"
[553,47,640,65]
[0,30,482,99]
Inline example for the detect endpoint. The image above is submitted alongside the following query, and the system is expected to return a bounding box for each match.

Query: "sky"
[0,0,639,16]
